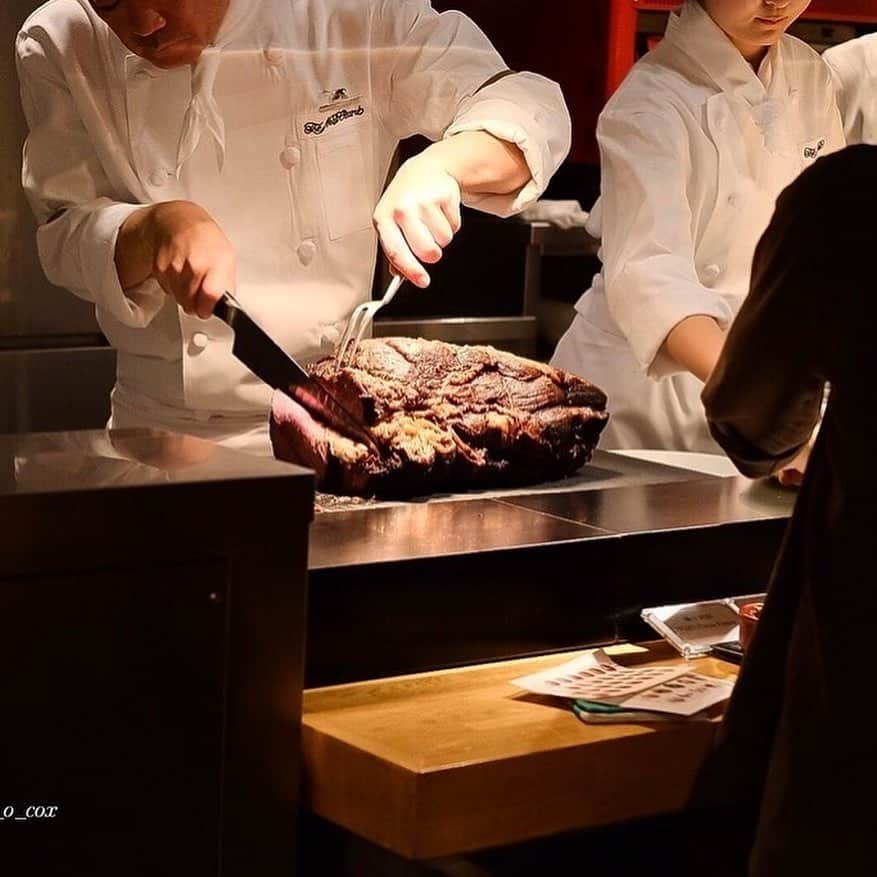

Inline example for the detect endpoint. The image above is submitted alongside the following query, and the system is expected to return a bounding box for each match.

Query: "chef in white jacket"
[551,0,844,453]
[823,34,877,145]
[16,0,571,453]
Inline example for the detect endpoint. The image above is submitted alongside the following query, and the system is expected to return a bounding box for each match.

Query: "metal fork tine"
[335,304,367,372]
[335,275,404,372]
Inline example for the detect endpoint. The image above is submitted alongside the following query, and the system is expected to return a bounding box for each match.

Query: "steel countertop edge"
[308,450,796,570]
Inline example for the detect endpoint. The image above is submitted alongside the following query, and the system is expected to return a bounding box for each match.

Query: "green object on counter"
[573,699,628,714]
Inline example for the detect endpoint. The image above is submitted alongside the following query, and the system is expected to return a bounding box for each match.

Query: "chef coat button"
[149,169,169,188]
[264,47,284,65]
[704,264,722,282]
[297,239,317,266]
[191,331,209,350]
[727,193,738,207]
[280,146,302,169]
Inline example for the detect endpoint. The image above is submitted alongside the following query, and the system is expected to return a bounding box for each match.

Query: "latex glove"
[372,153,462,289]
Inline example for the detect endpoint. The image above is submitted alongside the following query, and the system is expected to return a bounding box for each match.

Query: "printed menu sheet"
[511,650,734,717]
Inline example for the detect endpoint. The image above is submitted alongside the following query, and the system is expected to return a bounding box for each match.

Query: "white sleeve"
[372,0,571,216]
[16,29,164,329]
[597,107,732,379]
[822,38,876,146]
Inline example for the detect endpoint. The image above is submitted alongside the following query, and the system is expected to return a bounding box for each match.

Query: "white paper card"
[511,650,734,717]
[619,672,735,717]
[511,650,689,700]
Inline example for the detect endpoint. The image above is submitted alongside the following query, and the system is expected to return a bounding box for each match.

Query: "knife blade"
[213,292,378,451]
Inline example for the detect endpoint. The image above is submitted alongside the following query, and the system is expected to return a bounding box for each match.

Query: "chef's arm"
[115,201,237,319]
[16,29,169,329]
[595,109,732,380]
[373,131,530,287]
[660,315,727,384]
[371,0,569,286]
[424,130,531,196]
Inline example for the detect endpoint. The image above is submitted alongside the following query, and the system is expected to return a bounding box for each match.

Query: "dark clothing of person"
[693,144,877,876]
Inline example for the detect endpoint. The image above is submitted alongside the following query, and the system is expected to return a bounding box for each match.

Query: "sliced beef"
[270,337,609,497]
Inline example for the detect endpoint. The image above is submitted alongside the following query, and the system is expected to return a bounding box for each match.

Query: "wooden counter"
[302,642,738,860]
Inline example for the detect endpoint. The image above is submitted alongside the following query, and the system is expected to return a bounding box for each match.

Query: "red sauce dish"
[739,601,764,652]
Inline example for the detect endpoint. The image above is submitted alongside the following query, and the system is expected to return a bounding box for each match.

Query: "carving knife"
[213,292,378,451]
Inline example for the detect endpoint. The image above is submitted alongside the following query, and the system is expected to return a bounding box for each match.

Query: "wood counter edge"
[301,643,737,860]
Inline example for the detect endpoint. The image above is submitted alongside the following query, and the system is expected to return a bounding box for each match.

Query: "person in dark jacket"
[694,143,877,876]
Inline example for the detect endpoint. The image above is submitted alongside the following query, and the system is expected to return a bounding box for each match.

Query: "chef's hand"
[372,152,462,289]
[373,132,530,288]
[116,200,237,319]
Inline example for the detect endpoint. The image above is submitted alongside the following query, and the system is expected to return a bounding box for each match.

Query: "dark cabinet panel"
[2,561,227,875]
[0,430,314,877]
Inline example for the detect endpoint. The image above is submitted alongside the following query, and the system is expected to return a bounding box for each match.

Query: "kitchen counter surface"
[308,450,794,570]
[306,450,794,686]
[0,427,309,495]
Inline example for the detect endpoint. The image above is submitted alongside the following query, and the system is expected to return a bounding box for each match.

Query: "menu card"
[511,649,734,718]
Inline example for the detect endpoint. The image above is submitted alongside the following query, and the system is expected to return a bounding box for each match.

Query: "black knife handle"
[213,292,236,325]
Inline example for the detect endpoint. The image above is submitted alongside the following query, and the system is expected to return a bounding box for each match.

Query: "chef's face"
[700,0,811,61]
[89,0,230,68]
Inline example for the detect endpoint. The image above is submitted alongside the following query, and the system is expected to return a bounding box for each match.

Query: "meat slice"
[270,337,609,497]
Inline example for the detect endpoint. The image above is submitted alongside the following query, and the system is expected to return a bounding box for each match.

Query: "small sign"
[641,593,765,659]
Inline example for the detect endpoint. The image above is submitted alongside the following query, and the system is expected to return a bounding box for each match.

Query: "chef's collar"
[213,0,262,47]
[665,0,780,106]
[176,0,274,177]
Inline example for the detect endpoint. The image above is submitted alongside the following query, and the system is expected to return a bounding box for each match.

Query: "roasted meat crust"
[270,338,609,498]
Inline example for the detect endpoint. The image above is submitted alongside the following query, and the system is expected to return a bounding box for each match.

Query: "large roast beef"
[270,337,609,497]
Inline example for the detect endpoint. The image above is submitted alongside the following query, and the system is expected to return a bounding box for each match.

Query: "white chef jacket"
[823,35,877,145]
[17,0,570,451]
[551,0,844,453]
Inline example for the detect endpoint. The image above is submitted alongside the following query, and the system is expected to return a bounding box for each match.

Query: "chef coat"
[693,145,877,876]
[550,0,844,453]
[823,34,877,145]
[16,0,570,449]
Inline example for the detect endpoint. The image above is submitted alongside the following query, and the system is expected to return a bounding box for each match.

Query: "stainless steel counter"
[306,450,794,685]
[308,450,793,568]
[3,431,793,691]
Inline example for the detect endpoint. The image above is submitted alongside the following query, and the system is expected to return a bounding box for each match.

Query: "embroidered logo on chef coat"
[803,138,826,160]
[298,94,367,139]
[303,105,365,136]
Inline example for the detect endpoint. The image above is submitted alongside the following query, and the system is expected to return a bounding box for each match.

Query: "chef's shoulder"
[599,48,705,139]
[17,0,102,70]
